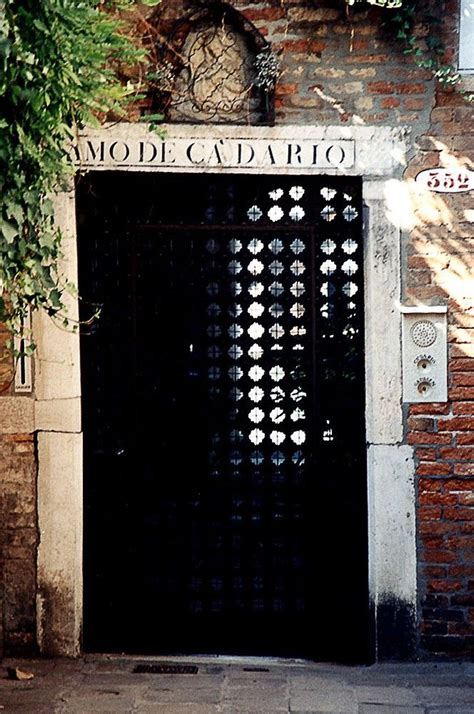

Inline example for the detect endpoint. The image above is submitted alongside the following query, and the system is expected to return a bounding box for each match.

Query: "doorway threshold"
[84,652,312,668]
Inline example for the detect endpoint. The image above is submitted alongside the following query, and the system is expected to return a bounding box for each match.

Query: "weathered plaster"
[36,431,82,657]
[35,187,82,656]
[0,397,34,434]
[367,444,417,659]
[363,180,403,445]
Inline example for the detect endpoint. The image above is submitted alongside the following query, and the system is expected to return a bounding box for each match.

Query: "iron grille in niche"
[145,4,275,124]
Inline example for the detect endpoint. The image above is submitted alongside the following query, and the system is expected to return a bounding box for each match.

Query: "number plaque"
[415,167,474,193]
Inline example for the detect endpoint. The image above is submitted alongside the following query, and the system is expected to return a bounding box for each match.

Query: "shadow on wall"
[385,138,473,658]
[385,141,473,364]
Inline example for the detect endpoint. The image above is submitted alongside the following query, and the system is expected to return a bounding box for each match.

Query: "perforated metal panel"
[78,172,370,661]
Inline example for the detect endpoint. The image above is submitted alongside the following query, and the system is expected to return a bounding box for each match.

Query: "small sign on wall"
[415,168,474,193]
[13,309,33,394]
[401,306,447,403]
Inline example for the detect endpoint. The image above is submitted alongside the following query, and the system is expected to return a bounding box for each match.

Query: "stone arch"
[146,1,275,124]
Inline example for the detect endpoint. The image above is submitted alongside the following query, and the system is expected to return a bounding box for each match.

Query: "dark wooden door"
[77,172,371,661]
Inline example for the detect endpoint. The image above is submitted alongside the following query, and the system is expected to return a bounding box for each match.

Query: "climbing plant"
[352,0,473,100]
[388,2,473,101]
[346,0,403,6]
[0,0,159,346]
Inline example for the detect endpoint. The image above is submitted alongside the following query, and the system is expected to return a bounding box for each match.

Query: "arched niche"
[146,2,276,125]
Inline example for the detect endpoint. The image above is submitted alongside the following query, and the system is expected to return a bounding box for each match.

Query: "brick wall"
[0,433,38,655]
[405,65,474,656]
[136,0,434,129]
[1,319,37,656]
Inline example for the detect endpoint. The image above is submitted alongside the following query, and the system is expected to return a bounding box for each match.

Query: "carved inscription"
[72,137,355,170]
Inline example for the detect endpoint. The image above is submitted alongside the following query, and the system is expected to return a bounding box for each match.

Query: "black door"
[77,172,370,661]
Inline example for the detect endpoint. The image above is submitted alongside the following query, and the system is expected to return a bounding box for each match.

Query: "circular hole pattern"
[411,320,437,348]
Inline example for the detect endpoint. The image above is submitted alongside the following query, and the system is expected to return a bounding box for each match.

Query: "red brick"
[406,286,446,302]
[418,477,443,491]
[348,39,369,51]
[424,549,459,563]
[419,521,454,535]
[431,107,455,122]
[408,256,430,269]
[404,97,426,110]
[242,7,286,21]
[419,505,443,520]
[440,447,474,460]
[440,122,474,135]
[424,566,448,578]
[451,359,474,372]
[457,433,474,445]
[456,492,474,506]
[368,81,395,94]
[407,432,453,445]
[449,565,474,577]
[421,535,445,549]
[281,40,326,53]
[438,417,474,431]
[346,54,390,64]
[416,448,438,461]
[453,106,474,122]
[451,374,474,387]
[1,433,34,443]
[448,387,474,402]
[453,402,474,415]
[436,91,467,106]
[445,535,474,551]
[428,580,464,593]
[419,491,457,505]
[380,97,400,109]
[416,462,452,476]
[409,404,451,415]
[443,479,474,491]
[397,83,427,94]
[454,463,474,476]
[444,507,474,521]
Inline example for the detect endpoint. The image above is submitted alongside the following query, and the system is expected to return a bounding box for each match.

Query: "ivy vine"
[383,0,474,101]
[345,0,472,101]
[0,0,159,350]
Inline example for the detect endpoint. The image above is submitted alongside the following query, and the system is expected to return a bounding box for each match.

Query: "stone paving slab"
[353,686,421,704]
[0,656,473,713]
[413,686,474,704]
[358,706,425,714]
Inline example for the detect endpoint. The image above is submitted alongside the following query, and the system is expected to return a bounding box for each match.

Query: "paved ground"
[0,655,473,713]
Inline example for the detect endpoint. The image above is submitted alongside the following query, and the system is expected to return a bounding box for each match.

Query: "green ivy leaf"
[0,220,19,243]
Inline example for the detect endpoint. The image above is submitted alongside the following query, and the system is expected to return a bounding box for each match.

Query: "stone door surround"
[34,123,416,658]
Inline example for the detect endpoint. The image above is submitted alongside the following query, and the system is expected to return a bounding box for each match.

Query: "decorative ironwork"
[78,172,368,658]
[146,3,276,124]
